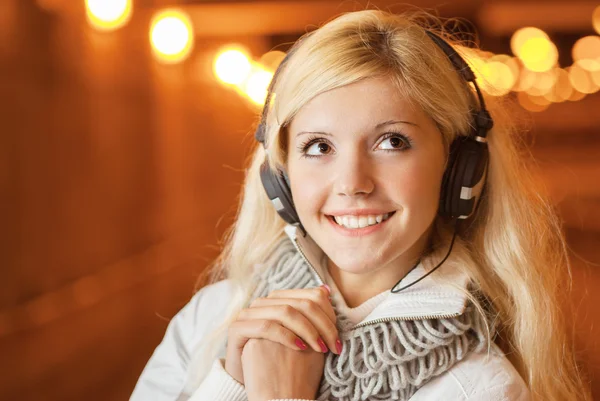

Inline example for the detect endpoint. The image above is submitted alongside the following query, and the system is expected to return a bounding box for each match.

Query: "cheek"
[387,160,444,209]
[289,168,326,214]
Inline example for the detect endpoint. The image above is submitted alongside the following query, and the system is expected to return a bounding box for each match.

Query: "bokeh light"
[214,28,597,113]
[517,91,550,112]
[511,27,558,72]
[150,9,194,64]
[478,61,516,96]
[519,37,558,72]
[456,46,487,73]
[213,48,252,85]
[511,27,549,56]
[259,50,287,73]
[543,69,573,103]
[567,88,586,101]
[591,67,600,87]
[568,64,600,94]
[85,0,132,32]
[512,66,537,92]
[593,6,600,35]
[243,67,274,105]
[572,36,600,71]
[490,54,521,85]
[528,69,559,96]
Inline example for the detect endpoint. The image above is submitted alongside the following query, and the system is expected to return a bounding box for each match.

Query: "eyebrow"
[295,119,419,138]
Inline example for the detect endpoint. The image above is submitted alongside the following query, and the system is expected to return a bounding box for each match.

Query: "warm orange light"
[568,64,600,94]
[543,69,573,103]
[214,48,252,85]
[511,27,549,56]
[512,66,537,92]
[478,61,515,96]
[150,9,194,64]
[457,46,487,72]
[591,66,600,87]
[85,0,132,32]
[529,69,560,96]
[567,88,586,101]
[511,28,558,72]
[518,37,558,72]
[517,91,550,112]
[572,36,600,71]
[456,46,498,94]
[490,55,521,83]
[243,67,274,105]
[593,6,600,35]
[259,50,287,72]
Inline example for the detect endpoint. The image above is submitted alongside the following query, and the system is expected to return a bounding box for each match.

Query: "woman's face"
[286,76,446,277]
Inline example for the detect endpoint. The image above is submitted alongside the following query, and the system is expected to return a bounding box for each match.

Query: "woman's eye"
[378,135,409,150]
[305,141,332,156]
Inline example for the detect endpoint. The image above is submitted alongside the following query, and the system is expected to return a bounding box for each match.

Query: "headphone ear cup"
[439,138,462,217]
[259,159,302,227]
[439,137,489,219]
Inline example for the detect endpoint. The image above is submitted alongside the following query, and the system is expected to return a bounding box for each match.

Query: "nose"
[333,151,375,197]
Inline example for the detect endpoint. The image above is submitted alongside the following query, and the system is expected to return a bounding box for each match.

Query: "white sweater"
[130,226,530,401]
[191,254,389,401]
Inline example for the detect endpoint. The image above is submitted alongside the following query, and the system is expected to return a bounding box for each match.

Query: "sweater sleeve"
[186,359,315,401]
[129,279,317,401]
[129,281,233,401]
[188,359,247,401]
[130,290,204,401]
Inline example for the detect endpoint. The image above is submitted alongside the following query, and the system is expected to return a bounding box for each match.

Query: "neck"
[326,227,433,308]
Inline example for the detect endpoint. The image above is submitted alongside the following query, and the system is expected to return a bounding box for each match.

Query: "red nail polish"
[317,337,328,353]
[336,338,343,354]
[295,338,307,350]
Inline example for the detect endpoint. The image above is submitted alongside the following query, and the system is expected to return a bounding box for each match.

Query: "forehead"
[289,76,426,135]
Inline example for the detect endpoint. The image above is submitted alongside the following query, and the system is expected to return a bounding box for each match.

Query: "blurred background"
[0,0,599,400]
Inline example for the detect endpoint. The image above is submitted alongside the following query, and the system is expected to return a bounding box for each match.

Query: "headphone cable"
[391,219,460,293]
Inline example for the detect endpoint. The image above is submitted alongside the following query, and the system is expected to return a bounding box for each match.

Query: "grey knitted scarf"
[249,237,489,401]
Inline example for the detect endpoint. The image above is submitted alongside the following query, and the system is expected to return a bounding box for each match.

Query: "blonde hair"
[187,9,591,400]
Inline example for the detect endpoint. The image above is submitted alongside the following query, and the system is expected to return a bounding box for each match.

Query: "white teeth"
[332,212,393,229]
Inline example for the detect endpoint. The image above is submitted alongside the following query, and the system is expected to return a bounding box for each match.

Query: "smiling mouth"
[326,211,396,229]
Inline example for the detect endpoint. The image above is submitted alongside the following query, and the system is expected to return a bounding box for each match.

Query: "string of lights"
[84,0,600,111]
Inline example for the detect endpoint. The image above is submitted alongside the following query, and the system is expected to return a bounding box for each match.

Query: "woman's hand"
[224,285,341,384]
[242,338,325,401]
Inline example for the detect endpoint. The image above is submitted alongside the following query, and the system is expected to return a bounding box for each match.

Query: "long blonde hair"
[188,9,591,400]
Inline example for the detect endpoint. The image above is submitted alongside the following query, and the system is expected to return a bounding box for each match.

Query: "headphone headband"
[255,44,299,146]
[256,31,493,145]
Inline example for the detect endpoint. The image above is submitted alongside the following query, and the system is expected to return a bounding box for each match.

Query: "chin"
[326,252,382,275]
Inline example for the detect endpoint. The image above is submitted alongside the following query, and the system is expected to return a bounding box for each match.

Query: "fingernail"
[336,338,343,354]
[321,284,331,295]
[295,338,307,350]
[317,337,328,353]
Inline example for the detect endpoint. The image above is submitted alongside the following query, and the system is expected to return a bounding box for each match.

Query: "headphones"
[255,30,494,237]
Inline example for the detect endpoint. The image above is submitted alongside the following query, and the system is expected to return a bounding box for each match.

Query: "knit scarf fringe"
[250,238,489,401]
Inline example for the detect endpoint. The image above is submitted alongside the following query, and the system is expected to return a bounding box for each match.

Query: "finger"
[247,298,340,354]
[265,286,336,324]
[237,305,332,353]
[228,319,309,353]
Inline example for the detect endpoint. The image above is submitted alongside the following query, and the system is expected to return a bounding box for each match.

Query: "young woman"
[130,9,591,401]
